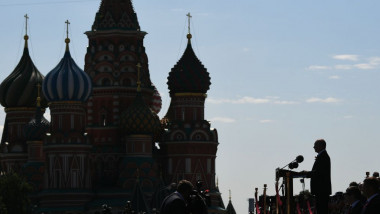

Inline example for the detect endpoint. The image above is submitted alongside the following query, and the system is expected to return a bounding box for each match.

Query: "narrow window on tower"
[59,115,63,130]
[207,159,211,174]
[101,114,106,127]
[182,108,185,121]
[168,158,172,174]
[193,109,197,120]
[55,170,61,188]
[185,158,191,173]
[71,115,74,129]
[71,170,78,188]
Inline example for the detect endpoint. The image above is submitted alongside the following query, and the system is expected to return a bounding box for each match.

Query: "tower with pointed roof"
[0,14,47,173]
[40,21,93,210]
[159,13,225,213]
[84,0,157,148]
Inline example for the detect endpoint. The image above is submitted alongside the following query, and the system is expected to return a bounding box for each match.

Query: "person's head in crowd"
[373,172,379,178]
[177,180,194,201]
[345,186,362,205]
[349,181,359,187]
[361,177,380,198]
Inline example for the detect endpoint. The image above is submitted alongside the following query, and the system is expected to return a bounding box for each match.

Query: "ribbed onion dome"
[0,39,47,108]
[120,92,161,136]
[42,45,92,102]
[151,84,162,114]
[167,39,211,95]
[23,105,50,141]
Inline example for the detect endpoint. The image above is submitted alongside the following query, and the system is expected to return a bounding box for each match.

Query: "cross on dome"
[65,20,71,51]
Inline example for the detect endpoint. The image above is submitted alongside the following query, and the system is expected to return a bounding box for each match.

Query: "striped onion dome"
[0,36,47,108]
[42,42,92,102]
[151,85,162,114]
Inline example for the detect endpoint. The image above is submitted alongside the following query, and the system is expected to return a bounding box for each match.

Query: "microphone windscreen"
[296,155,304,163]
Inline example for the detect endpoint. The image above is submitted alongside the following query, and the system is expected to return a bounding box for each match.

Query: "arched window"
[101,78,111,86]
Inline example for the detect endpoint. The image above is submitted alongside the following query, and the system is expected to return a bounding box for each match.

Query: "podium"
[276,168,307,214]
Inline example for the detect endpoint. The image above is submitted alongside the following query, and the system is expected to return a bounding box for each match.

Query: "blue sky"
[1,1,380,213]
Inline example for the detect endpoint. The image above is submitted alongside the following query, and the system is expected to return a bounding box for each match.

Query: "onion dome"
[121,92,161,136]
[167,32,211,95]
[121,63,161,136]
[0,27,47,108]
[92,0,140,31]
[151,84,162,114]
[42,22,92,103]
[23,93,50,141]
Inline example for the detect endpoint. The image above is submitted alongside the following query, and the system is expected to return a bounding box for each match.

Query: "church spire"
[92,0,140,31]
[65,20,70,51]
[186,12,192,42]
[24,14,29,48]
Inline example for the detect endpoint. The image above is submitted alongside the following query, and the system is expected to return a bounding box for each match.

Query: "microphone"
[296,155,304,163]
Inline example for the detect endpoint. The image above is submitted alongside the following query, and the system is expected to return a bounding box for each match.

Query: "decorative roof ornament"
[92,0,140,31]
[65,20,70,51]
[42,20,92,103]
[167,13,211,95]
[0,15,47,108]
[23,84,50,141]
[186,12,192,41]
[120,63,161,136]
[24,14,29,48]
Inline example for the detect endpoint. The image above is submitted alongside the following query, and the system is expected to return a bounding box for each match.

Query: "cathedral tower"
[160,14,225,213]
[41,22,93,210]
[0,15,47,173]
[84,0,155,147]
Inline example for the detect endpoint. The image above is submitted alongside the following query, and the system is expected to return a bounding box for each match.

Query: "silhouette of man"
[305,139,332,214]
[160,180,193,214]
[361,177,380,214]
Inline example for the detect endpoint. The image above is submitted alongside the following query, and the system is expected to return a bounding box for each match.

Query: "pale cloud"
[307,65,332,70]
[309,55,380,71]
[354,63,375,70]
[207,97,270,104]
[344,115,353,119]
[259,119,273,123]
[210,117,236,123]
[329,75,340,79]
[369,57,380,65]
[273,100,299,104]
[332,54,358,61]
[334,64,352,70]
[242,47,250,52]
[306,97,342,103]
[207,96,298,105]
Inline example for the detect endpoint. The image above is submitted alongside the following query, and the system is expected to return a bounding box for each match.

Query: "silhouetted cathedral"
[0,0,226,213]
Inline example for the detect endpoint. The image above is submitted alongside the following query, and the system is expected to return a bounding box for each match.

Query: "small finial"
[36,84,41,107]
[186,12,192,41]
[24,14,29,47]
[229,189,231,201]
[65,20,71,51]
[136,63,142,92]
